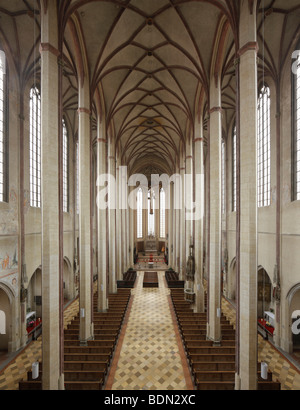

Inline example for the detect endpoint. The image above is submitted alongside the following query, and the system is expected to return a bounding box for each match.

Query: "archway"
[289,285,300,359]
[27,268,42,319]
[257,267,274,339]
[0,287,10,352]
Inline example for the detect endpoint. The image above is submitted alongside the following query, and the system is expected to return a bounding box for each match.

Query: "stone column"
[78,82,93,344]
[168,182,174,268]
[128,185,135,268]
[185,140,193,263]
[97,117,108,311]
[115,161,122,280]
[194,124,205,313]
[40,0,63,389]
[180,156,186,280]
[108,141,117,293]
[236,0,258,390]
[207,77,222,343]
[120,166,128,272]
[171,181,176,269]
[174,165,181,273]
[126,193,130,270]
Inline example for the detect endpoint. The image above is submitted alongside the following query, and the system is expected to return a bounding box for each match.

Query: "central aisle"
[107,271,193,390]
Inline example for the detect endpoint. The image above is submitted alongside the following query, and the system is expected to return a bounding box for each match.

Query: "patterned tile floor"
[106,271,193,390]
[1,275,299,390]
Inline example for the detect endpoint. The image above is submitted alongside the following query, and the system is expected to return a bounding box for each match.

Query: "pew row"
[19,288,131,390]
[170,288,281,391]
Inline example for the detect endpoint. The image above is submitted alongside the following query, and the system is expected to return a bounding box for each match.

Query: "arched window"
[148,189,155,236]
[160,187,165,238]
[257,84,271,207]
[62,118,69,212]
[293,52,300,201]
[0,310,6,334]
[0,50,7,203]
[221,139,226,215]
[29,86,41,208]
[232,125,237,212]
[137,187,143,239]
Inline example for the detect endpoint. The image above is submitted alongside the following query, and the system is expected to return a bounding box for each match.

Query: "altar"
[145,235,158,254]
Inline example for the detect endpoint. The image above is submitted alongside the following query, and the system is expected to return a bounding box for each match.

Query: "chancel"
[0,0,300,391]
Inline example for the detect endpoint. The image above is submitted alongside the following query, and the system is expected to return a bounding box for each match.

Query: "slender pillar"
[97,117,108,311]
[180,157,186,279]
[194,124,205,313]
[172,181,177,269]
[116,161,122,280]
[129,185,135,267]
[40,1,63,389]
[168,182,174,268]
[78,82,93,343]
[207,77,222,343]
[174,165,181,273]
[236,0,258,390]
[120,166,128,272]
[108,141,117,293]
[185,140,193,262]
[126,194,130,269]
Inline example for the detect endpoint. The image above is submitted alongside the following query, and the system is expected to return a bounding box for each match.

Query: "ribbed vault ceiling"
[0,0,300,175]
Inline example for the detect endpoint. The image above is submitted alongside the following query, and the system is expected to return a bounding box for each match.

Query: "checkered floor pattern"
[108,271,191,390]
[1,277,300,390]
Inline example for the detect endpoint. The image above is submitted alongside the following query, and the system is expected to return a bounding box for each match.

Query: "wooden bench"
[19,380,42,390]
[64,380,103,390]
[196,381,235,390]
[19,287,132,390]
[170,288,281,391]
[165,271,185,288]
[143,271,159,288]
[117,270,137,288]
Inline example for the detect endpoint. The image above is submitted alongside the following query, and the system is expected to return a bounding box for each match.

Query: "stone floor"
[105,271,193,390]
[0,274,300,390]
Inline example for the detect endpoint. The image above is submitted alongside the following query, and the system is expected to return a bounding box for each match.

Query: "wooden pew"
[165,271,185,288]
[117,270,137,288]
[19,287,131,390]
[143,271,159,288]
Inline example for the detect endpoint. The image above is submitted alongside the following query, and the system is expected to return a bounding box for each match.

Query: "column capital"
[209,106,223,115]
[39,42,60,57]
[78,107,91,115]
[238,41,259,58]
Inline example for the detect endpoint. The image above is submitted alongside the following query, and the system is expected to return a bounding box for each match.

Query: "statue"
[186,245,195,282]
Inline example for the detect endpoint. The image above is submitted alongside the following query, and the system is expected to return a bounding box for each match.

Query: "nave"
[0,271,299,391]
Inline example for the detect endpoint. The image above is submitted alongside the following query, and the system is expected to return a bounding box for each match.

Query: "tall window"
[0,50,7,203]
[62,118,69,212]
[137,187,143,238]
[293,53,300,200]
[29,86,41,208]
[257,85,271,207]
[148,189,155,236]
[160,187,165,238]
[232,125,237,212]
[221,139,226,215]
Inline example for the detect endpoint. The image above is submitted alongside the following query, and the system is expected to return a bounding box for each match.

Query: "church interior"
[0,0,300,391]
